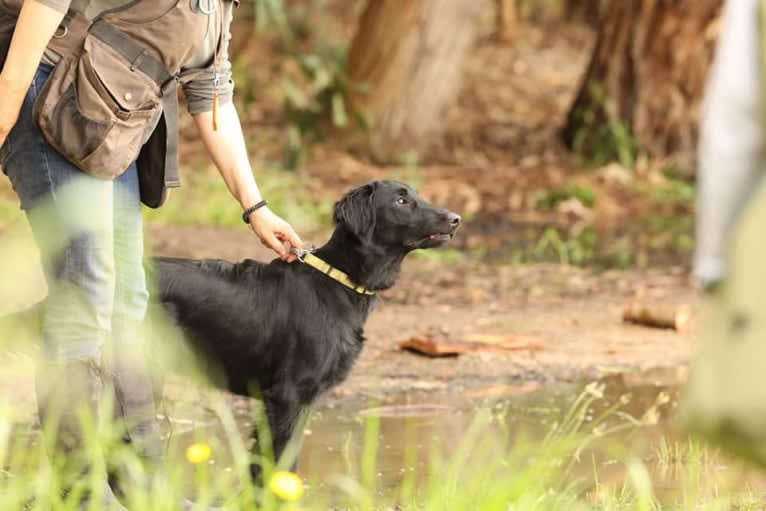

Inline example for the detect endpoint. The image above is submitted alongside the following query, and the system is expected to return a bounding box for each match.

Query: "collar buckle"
[290,246,375,296]
[291,245,316,263]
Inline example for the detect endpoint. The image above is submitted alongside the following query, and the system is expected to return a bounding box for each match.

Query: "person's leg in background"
[1,63,125,509]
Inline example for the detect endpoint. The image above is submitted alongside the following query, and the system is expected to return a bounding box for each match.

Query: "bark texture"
[347,0,485,163]
[495,0,518,42]
[564,0,605,26]
[562,0,722,172]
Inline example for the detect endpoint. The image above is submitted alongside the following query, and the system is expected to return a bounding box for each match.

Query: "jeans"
[1,63,149,361]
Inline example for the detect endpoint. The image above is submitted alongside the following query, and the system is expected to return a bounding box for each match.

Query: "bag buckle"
[53,25,68,39]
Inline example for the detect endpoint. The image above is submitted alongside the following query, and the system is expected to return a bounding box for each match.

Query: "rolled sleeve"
[181,64,235,115]
[180,0,236,115]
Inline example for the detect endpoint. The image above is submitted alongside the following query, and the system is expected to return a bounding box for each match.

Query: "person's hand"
[0,76,27,148]
[248,207,303,262]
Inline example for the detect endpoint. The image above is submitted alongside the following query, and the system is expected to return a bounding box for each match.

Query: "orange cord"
[212,93,219,131]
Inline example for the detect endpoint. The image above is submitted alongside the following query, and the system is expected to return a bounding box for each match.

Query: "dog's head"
[333,180,461,252]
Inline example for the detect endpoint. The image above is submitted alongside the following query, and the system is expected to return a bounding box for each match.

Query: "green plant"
[385,152,425,189]
[650,179,695,206]
[246,0,362,170]
[532,226,599,266]
[571,81,639,170]
[411,247,464,264]
[280,45,360,169]
[537,184,597,209]
[254,0,292,45]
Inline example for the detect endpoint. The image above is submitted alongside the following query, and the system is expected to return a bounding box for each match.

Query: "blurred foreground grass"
[0,307,760,511]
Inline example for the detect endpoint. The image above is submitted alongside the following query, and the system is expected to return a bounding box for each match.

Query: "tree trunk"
[495,0,518,43]
[562,0,722,173]
[347,0,485,163]
[563,0,604,27]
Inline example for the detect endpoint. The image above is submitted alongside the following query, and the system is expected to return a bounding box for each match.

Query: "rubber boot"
[35,358,127,510]
[107,321,224,510]
[105,321,167,501]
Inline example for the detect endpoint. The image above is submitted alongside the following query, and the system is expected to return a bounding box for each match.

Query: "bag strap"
[159,78,180,187]
[89,20,172,85]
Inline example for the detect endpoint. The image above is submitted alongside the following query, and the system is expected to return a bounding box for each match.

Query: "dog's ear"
[333,183,377,242]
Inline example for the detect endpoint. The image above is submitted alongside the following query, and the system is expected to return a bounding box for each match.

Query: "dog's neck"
[312,228,406,292]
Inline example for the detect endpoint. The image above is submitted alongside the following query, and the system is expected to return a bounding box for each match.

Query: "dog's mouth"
[408,231,455,249]
[426,233,453,242]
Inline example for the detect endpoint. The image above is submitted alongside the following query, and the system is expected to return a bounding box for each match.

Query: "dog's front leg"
[250,393,308,483]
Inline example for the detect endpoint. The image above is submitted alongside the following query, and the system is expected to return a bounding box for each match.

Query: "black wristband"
[242,200,268,224]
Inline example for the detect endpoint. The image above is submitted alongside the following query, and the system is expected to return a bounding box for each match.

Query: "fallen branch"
[622,302,692,331]
[400,333,544,357]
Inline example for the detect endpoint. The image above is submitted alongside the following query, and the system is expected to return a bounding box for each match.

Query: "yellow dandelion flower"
[269,470,305,501]
[186,443,212,464]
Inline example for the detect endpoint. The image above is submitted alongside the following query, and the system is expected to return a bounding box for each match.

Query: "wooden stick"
[400,334,544,357]
[622,302,692,331]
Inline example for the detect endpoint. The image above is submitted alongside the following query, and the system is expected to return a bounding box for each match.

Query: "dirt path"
[150,224,695,402]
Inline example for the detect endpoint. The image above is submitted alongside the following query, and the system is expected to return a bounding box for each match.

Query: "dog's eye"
[395,197,408,206]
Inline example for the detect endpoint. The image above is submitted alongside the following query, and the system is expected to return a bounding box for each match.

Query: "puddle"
[157,366,766,505]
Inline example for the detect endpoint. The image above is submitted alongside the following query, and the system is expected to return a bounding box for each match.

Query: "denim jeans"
[1,63,149,361]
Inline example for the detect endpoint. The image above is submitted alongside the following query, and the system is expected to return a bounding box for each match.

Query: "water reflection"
[160,367,766,506]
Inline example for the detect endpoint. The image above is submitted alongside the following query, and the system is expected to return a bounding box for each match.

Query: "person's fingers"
[280,225,303,250]
[261,230,288,259]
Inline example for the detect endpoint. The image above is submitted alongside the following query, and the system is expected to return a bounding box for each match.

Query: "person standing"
[0,0,302,506]
[685,0,766,468]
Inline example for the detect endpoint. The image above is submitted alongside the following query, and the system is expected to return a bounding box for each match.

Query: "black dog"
[155,180,460,478]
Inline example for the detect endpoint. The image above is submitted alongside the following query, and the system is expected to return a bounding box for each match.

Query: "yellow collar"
[298,251,376,296]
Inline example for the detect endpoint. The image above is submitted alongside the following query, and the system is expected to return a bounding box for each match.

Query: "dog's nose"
[447,213,461,227]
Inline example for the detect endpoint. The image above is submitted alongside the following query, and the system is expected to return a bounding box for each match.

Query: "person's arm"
[183,2,301,261]
[694,0,765,288]
[193,103,303,262]
[0,0,66,147]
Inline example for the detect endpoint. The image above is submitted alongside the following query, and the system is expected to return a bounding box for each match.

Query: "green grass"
[537,184,598,210]
[143,166,333,233]
[0,166,333,234]
[648,179,695,207]
[411,247,465,264]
